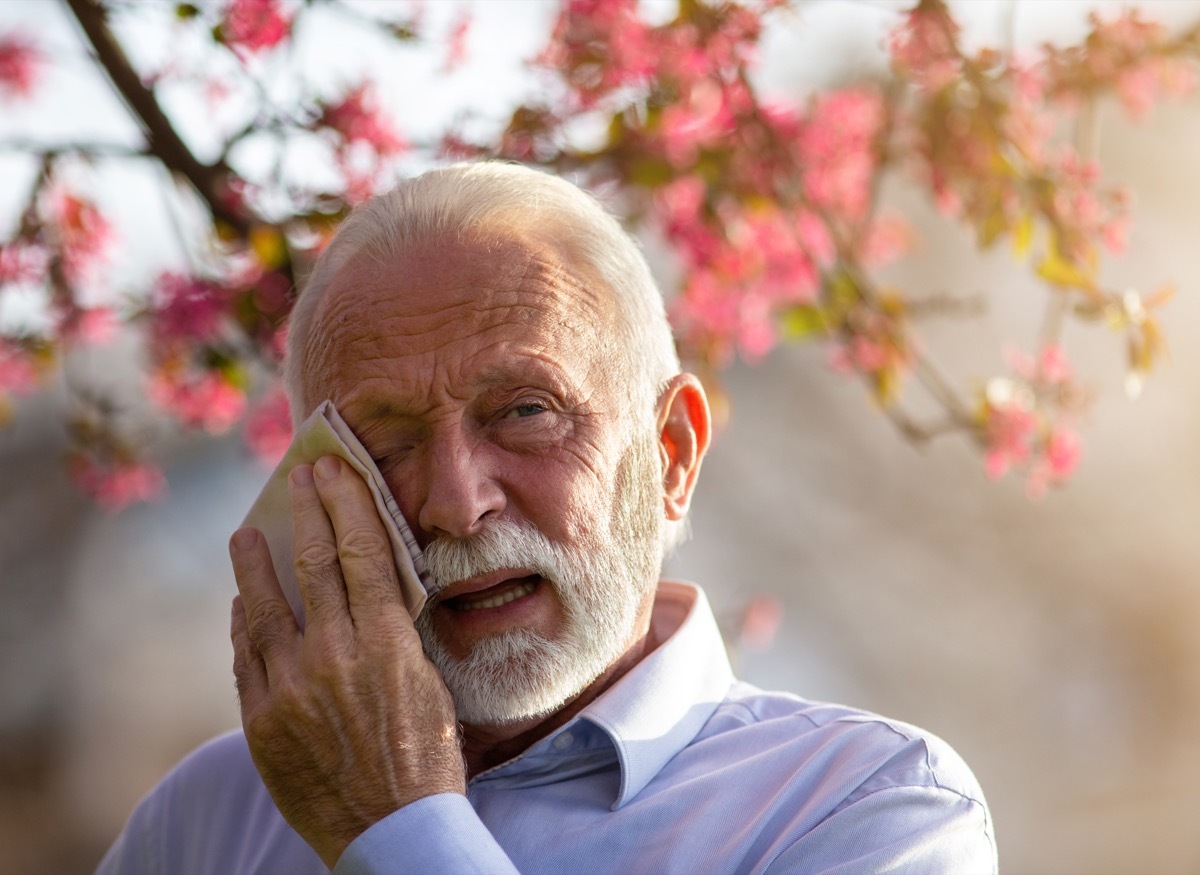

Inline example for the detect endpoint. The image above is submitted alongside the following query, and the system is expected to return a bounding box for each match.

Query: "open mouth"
[443,575,541,612]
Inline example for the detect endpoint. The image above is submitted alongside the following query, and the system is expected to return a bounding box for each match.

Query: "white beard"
[414,432,663,726]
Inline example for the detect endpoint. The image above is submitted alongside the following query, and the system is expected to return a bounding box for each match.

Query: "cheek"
[504,452,616,541]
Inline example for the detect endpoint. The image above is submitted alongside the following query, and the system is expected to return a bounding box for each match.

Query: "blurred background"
[4,1,1200,873]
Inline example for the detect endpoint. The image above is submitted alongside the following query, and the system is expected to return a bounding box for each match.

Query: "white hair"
[284,161,679,424]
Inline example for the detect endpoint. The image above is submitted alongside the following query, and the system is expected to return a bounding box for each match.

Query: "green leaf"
[175,3,200,20]
[1036,250,1091,289]
[781,306,828,339]
[1011,213,1034,258]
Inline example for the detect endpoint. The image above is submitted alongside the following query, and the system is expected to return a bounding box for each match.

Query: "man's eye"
[507,403,547,418]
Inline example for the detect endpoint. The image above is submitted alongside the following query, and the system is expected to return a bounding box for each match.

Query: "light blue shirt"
[98,582,997,874]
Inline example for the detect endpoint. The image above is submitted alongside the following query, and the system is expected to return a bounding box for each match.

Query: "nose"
[415,429,505,541]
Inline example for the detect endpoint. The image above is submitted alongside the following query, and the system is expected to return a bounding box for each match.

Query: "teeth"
[457,580,537,611]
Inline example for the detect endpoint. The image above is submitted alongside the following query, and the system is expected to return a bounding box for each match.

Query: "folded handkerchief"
[241,400,429,628]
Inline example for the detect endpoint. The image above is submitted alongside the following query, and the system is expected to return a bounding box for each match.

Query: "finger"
[311,455,407,627]
[230,526,300,677]
[289,462,353,635]
[231,595,269,715]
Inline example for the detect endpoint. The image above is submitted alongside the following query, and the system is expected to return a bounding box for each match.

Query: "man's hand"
[230,455,466,869]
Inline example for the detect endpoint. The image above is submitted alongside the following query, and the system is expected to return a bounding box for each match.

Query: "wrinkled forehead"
[297,230,622,406]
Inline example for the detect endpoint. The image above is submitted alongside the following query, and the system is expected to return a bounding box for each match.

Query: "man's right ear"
[655,374,712,523]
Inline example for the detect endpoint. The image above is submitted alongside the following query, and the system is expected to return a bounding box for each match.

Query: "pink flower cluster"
[442,8,473,74]
[0,30,41,99]
[147,272,230,347]
[663,184,832,363]
[888,1,962,93]
[142,271,250,434]
[0,242,48,285]
[1076,10,1196,119]
[539,0,657,108]
[826,299,913,399]
[735,593,783,652]
[1046,147,1131,260]
[795,87,886,222]
[220,0,292,58]
[55,305,118,347]
[243,387,292,465]
[148,368,246,435]
[68,454,166,511]
[44,189,115,286]
[981,344,1083,499]
[0,338,41,404]
[318,83,408,201]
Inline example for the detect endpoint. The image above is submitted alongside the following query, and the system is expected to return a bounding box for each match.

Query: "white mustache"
[421,519,568,596]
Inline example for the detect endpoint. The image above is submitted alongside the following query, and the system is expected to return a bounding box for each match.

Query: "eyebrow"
[352,360,580,423]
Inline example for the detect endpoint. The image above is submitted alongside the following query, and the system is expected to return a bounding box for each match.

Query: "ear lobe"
[656,374,712,522]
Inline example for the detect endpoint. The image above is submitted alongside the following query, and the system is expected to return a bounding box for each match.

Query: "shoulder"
[98,730,323,875]
[666,683,996,872]
[706,682,987,805]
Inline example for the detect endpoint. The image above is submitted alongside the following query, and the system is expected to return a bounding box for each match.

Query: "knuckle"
[246,600,291,650]
[294,543,341,582]
[338,525,389,561]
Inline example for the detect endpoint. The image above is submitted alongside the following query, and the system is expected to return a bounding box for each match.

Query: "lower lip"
[433,577,552,656]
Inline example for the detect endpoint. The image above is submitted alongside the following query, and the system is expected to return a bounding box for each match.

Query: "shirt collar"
[578,580,734,809]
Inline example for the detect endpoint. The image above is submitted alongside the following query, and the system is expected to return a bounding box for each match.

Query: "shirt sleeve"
[334,794,521,875]
[765,784,998,875]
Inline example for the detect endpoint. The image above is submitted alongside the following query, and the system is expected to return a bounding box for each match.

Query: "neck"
[459,628,657,777]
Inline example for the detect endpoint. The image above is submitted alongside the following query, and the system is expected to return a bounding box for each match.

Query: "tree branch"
[62,0,249,235]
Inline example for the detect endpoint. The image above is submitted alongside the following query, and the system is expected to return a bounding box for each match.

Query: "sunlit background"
[4,1,1200,872]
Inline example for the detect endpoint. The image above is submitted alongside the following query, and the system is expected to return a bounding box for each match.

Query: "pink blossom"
[1115,62,1159,119]
[244,388,293,465]
[669,271,761,366]
[1101,214,1130,254]
[540,0,654,106]
[1024,426,1082,501]
[1044,425,1082,479]
[798,87,884,220]
[653,177,723,268]
[829,335,890,375]
[69,456,166,511]
[0,242,48,285]
[57,305,119,346]
[0,31,42,99]
[0,340,40,396]
[888,4,962,92]
[1004,343,1073,385]
[658,79,735,168]
[859,214,911,265]
[1088,9,1160,60]
[794,211,835,266]
[220,0,292,57]
[45,190,114,285]
[1038,345,1073,384]
[442,8,472,74]
[148,273,230,346]
[149,370,246,434]
[933,183,962,217]
[319,83,407,156]
[983,400,1037,480]
[736,594,783,652]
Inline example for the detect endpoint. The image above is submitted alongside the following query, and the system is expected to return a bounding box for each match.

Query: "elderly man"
[98,162,996,874]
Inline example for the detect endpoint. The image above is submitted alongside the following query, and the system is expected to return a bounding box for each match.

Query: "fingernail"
[290,464,314,486]
[231,528,258,551]
[315,456,339,480]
